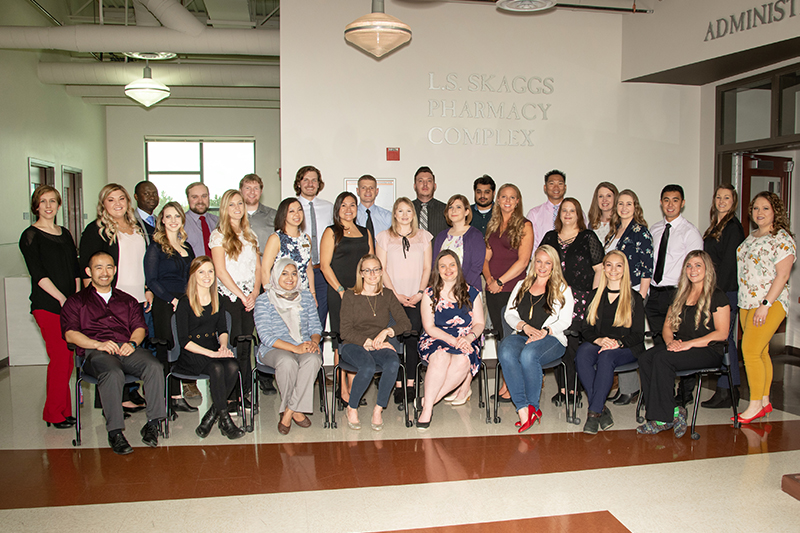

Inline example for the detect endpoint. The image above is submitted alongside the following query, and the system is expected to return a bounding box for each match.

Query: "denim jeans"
[497,333,565,410]
[339,343,400,409]
[575,342,636,414]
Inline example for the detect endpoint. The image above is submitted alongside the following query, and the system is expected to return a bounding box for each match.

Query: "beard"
[475,198,493,208]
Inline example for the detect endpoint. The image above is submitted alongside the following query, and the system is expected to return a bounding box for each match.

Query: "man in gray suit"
[239,173,277,253]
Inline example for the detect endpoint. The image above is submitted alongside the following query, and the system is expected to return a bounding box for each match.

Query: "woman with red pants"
[19,185,81,428]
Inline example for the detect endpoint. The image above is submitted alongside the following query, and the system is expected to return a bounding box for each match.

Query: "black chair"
[493,356,569,424]
[67,343,142,447]
[250,332,330,429]
[330,333,413,429]
[414,356,491,425]
[160,312,249,438]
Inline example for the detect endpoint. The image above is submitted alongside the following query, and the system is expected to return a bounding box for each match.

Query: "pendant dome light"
[125,62,170,107]
[345,0,411,58]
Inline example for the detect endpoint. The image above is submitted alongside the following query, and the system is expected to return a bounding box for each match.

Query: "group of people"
[19,164,795,452]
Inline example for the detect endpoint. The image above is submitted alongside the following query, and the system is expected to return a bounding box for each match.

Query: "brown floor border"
[380,511,630,532]
[1,420,797,510]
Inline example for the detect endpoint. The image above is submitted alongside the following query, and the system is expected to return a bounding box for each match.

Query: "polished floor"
[1,356,799,532]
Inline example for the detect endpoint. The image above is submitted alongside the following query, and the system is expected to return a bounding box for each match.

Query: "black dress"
[174,297,240,411]
[326,225,371,343]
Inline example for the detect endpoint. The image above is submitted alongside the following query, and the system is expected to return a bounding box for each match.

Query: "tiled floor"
[1,357,799,532]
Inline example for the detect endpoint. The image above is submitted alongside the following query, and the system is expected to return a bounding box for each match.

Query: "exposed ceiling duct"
[38,62,279,87]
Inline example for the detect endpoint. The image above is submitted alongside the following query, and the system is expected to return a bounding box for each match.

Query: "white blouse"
[209,229,259,303]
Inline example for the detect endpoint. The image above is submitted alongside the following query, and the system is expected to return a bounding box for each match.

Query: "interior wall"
[105,107,282,209]
[0,2,108,364]
[281,1,703,229]
[622,0,800,80]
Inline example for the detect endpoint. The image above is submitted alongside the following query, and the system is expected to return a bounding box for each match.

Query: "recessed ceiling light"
[496,0,558,12]
[123,52,177,61]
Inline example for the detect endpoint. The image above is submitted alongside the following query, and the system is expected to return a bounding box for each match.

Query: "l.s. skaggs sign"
[704,0,797,41]
[426,72,554,148]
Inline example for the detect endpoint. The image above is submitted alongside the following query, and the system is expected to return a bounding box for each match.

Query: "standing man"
[294,166,333,329]
[355,174,392,249]
[61,251,166,455]
[240,173,277,253]
[470,174,496,236]
[527,169,581,250]
[133,181,159,245]
[412,166,448,239]
[616,184,704,406]
[184,182,219,258]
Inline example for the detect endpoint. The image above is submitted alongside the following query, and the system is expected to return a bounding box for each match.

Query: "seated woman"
[575,251,645,434]
[339,254,412,431]
[637,250,730,438]
[417,250,485,428]
[174,256,246,440]
[497,245,574,433]
[254,258,323,435]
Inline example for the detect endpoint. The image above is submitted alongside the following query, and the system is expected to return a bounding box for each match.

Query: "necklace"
[365,294,378,317]
[528,292,545,320]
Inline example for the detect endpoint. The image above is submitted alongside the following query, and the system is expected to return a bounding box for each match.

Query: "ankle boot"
[218,411,246,440]
[195,406,218,438]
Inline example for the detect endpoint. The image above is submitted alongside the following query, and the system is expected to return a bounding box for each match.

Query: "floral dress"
[616,222,654,288]
[275,230,312,290]
[418,285,483,376]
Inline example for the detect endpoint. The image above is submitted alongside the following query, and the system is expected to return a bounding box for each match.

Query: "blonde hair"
[512,245,567,315]
[588,182,618,230]
[218,189,259,260]
[186,256,219,317]
[389,197,419,238]
[485,184,528,249]
[152,202,188,256]
[96,183,142,244]
[352,254,384,295]
[585,250,633,328]
[666,251,717,332]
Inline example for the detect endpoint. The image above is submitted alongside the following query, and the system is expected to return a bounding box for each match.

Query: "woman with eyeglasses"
[376,197,432,406]
[339,254,411,430]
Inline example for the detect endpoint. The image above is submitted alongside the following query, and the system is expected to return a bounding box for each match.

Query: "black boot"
[195,406,218,438]
[218,411,246,440]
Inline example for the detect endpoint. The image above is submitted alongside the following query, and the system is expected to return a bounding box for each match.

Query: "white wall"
[281,0,703,229]
[105,107,282,208]
[623,0,800,80]
[0,2,108,364]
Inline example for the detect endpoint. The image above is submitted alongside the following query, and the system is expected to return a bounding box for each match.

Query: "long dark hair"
[332,191,358,247]
[429,250,472,312]
[703,184,739,241]
[274,197,305,233]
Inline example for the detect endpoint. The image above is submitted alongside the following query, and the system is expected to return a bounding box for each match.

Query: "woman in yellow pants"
[736,191,795,424]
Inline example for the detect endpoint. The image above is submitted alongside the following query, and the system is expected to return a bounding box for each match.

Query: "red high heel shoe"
[764,403,773,414]
[732,406,768,424]
[515,407,545,427]
[518,404,541,433]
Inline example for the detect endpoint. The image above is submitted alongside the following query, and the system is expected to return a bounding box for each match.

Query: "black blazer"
[79,218,149,285]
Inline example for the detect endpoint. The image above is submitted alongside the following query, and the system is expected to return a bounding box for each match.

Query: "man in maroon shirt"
[61,251,166,455]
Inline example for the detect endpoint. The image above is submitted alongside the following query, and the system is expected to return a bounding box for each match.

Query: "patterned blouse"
[209,229,259,303]
[540,229,604,321]
[275,230,312,290]
[615,222,654,287]
[737,229,796,311]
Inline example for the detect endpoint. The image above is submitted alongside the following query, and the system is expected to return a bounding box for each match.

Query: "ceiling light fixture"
[345,0,411,58]
[496,0,557,12]
[124,62,170,107]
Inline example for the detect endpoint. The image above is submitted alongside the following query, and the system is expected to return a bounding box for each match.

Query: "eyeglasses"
[361,267,382,275]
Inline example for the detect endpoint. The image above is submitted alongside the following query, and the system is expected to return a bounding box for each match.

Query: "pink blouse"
[376,229,433,297]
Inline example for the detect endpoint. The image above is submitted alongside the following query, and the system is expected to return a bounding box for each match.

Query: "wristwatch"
[496,278,504,287]
[129,341,138,349]
[543,326,551,335]
[337,285,345,294]
[761,299,771,308]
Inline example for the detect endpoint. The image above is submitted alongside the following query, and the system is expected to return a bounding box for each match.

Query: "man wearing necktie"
[184,182,219,258]
[133,181,159,246]
[525,170,588,251]
[411,166,447,240]
[355,175,392,250]
[294,166,333,329]
[616,184,704,406]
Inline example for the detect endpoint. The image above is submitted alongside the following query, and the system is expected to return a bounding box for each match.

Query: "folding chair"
[493,356,569,424]
[414,356,491,425]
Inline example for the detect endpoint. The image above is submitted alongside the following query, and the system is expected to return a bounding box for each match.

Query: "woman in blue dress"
[261,197,316,298]
[605,189,653,299]
[416,250,485,428]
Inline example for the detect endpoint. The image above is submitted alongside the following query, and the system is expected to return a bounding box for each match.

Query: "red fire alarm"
[386,147,400,161]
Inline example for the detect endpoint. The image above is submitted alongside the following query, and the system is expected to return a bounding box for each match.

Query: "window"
[145,139,256,214]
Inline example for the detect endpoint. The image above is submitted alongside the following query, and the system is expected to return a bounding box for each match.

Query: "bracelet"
[337,285,345,293]
[129,341,137,349]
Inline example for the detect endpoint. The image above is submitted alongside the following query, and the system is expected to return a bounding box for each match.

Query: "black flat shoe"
[129,390,146,406]
[701,387,736,409]
[108,432,133,455]
[607,389,621,402]
[613,390,640,406]
[140,421,160,448]
[196,406,218,439]
[123,404,146,414]
[65,416,76,424]
[551,392,566,407]
[46,419,75,429]
[393,387,404,405]
[259,378,277,395]
[170,398,198,413]
[490,393,512,403]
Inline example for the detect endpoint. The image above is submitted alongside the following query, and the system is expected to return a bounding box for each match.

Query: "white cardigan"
[504,280,574,346]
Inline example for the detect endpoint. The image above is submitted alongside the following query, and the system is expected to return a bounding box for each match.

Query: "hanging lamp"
[345,0,411,58]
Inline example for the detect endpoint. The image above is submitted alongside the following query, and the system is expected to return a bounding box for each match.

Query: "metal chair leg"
[493,364,502,424]
[330,364,340,429]
[318,367,330,428]
[565,363,579,425]
[72,374,82,447]
[414,362,424,421]
[635,391,645,423]
[400,365,412,427]
[690,374,702,440]
[728,367,740,429]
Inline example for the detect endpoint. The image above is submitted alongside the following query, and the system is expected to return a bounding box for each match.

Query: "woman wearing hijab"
[254,257,323,435]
